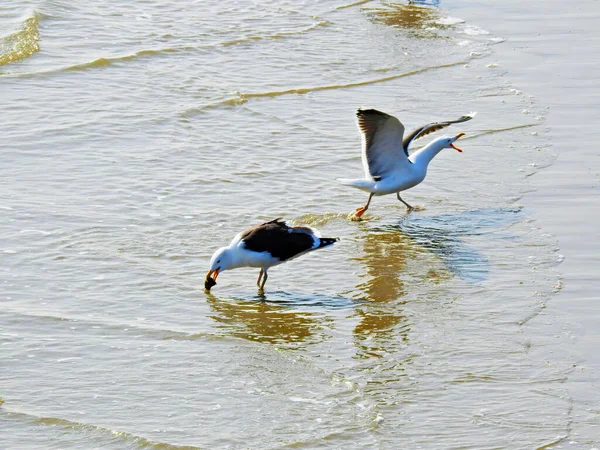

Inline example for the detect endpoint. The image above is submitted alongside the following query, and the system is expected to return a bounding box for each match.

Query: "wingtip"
[356,107,386,117]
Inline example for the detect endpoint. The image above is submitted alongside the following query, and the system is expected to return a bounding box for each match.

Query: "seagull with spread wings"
[338,108,476,219]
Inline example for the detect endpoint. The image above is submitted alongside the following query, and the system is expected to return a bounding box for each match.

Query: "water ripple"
[219,17,331,47]
[181,60,468,116]
[0,408,199,450]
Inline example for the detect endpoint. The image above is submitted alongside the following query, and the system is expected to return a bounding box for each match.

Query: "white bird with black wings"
[338,108,476,219]
[205,218,338,293]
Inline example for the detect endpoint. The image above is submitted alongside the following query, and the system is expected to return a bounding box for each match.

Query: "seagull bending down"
[338,108,476,219]
[205,218,338,293]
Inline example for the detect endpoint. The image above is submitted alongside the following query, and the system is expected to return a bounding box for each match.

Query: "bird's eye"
[217,259,221,263]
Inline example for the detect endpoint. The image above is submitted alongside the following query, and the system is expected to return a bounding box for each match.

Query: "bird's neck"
[224,245,245,269]
[409,138,447,169]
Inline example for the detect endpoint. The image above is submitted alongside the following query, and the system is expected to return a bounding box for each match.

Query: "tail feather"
[318,237,339,248]
[337,178,377,192]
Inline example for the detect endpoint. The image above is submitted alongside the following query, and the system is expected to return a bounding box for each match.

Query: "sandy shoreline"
[456,0,600,445]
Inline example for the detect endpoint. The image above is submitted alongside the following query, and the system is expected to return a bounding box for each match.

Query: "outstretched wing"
[356,108,410,179]
[402,112,477,155]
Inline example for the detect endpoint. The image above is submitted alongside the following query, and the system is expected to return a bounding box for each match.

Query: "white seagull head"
[437,132,466,152]
[205,247,235,290]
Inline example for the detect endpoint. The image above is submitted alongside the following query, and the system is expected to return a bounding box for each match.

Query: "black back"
[240,219,317,261]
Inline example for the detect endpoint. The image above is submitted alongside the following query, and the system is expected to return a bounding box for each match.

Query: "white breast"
[374,169,425,195]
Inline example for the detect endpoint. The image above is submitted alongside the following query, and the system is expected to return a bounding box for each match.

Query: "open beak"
[450,132,466,152]
[204,267,220,290]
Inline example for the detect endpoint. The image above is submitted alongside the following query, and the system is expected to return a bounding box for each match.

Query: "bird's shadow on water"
[385,207,523,283]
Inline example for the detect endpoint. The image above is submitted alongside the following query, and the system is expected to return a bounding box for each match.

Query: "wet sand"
[458,0,600,444]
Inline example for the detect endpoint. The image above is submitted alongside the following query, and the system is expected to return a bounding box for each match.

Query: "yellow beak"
[204,268,220,290]
[450,132,466,152]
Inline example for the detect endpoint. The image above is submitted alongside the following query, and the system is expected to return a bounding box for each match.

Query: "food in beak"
[205,277,217,290]
[204,268,219,290]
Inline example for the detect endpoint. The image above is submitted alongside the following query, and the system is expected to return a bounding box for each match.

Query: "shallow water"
[0,1,582,448]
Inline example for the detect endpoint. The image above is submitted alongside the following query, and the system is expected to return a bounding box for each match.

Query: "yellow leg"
[256,269,264,287]
[259,271,268,292]
[353,193,374,218]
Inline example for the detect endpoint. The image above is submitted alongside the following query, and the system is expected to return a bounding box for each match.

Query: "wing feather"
[402,112,477,155]
[239,219,317,261]
[356,108,409,179]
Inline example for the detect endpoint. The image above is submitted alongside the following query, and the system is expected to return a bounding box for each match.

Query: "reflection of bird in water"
[352,225,453,302]
[353,228,412,302]
[350,209,510,359]
[206,295,321,345]
[356,208,507,296]
[350,227,420,359]
[338,109,475,219]
[205,218,338,293]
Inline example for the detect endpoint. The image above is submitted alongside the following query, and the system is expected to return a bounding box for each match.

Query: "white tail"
[337,178,377,192]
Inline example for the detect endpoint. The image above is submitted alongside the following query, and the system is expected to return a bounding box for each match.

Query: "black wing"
[402,112,476,155]
[240,219,317,261]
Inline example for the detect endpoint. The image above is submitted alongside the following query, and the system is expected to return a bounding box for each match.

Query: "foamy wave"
[436,16,465,26]
[462,25,491,36]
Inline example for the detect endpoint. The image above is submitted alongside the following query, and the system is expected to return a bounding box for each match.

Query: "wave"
[2,17,327,77]
[0,46,187,78]
[219,18,331,47]
[1,12,330,76]
[63,18,331,72]
[182,59,467,116]
[475,123,539,137]
[62,48,180,72]
[334,0,374,10]
[0,408,199,450]
[0,12,40,66]
[0,308,222,343]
